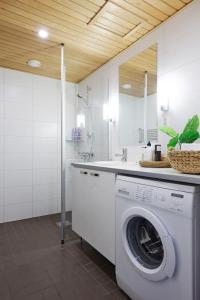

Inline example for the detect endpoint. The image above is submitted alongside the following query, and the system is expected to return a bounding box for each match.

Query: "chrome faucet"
[115,148,128,162]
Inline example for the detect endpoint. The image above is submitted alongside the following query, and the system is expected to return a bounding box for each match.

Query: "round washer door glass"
[126,216,164,269]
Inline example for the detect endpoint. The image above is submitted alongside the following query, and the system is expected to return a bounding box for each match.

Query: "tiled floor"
[0,214,129,300]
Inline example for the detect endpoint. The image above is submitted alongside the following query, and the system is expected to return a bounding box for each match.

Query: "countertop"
[72,161,200,185]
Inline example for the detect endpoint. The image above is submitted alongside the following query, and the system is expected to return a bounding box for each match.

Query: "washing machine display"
[126,216,164,270]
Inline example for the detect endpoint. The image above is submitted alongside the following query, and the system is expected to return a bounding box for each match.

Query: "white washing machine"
[116,175,200,300]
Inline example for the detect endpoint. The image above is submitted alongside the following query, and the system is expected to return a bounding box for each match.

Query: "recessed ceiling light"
[122,84,132,89]
[26,59,41,68]
[38,29,49,39]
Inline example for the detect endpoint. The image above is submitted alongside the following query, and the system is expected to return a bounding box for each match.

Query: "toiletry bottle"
[77,128,81,141]
[72,128,75,141]
[142,141,153,161]
[155,144,162,161]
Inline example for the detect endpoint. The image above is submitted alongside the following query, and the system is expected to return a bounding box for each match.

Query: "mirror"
[119,44,157,147]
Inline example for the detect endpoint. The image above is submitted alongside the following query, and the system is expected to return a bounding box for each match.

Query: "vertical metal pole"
[60,43,66,244]
[144,71,148,144]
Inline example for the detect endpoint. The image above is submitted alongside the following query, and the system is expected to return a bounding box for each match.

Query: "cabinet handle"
[118,189,130,196]
[90,172,100,177]
[80,171,88,175]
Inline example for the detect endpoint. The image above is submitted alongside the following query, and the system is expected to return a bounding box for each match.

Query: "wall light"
[77,114,85,128]
[38,29,49,39]
[160,96,169,112]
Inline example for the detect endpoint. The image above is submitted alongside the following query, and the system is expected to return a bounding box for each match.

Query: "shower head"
[77,93,88,105]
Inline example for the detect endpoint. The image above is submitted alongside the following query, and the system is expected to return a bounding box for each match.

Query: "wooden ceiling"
[119,44,157,97]
[0,0,193,83]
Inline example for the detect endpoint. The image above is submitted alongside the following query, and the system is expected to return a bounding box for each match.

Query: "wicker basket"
[167,150,200,174]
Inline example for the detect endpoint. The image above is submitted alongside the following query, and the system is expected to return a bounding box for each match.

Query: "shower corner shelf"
[65,137,83,142]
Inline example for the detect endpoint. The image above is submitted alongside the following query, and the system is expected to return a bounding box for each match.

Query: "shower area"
[64,79,110,212]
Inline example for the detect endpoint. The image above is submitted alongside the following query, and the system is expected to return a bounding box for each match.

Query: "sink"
[92,161,132,167]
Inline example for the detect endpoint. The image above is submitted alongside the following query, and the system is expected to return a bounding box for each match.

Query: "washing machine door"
[121,207,176,282]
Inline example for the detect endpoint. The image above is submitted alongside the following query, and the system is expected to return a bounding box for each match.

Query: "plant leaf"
[179,130,200,144]
[183,115,199,133]
[160,126,178,138]
[167,135,179,149]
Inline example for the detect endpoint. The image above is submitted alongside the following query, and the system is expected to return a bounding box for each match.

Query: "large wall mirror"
[119,44,158,147]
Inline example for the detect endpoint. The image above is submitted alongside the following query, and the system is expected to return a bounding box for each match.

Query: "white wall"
[0,67,76,222]
[78,0,200,160]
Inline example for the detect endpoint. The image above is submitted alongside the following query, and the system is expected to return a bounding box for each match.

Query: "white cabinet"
[72,167,116,264]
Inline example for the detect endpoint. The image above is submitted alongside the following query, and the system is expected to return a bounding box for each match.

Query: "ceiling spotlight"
[122,83,132,89]
[26,59,41,68]
[38,29,49,39]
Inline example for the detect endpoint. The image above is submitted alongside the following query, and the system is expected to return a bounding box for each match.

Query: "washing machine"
[116,175,200,300]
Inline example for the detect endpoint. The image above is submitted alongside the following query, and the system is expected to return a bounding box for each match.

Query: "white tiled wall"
[0,67,76,223]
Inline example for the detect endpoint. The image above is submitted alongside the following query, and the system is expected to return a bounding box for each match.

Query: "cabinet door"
[72,167,115,264]
[86,170,115,264]
[72,167,90,238]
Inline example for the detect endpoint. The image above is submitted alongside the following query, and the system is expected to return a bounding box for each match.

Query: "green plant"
[160,115,200,150]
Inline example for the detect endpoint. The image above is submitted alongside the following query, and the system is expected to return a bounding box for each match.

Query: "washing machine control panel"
[134,184,193,217]
[135,186,153,203]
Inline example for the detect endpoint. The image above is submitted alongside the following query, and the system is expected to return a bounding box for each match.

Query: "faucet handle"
[122,147,127,154]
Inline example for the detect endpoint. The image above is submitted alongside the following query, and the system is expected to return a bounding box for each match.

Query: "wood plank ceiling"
[119,44,157,97]
[0,0,193,83]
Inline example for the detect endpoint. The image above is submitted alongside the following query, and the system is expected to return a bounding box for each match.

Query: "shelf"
[65,137,83,142]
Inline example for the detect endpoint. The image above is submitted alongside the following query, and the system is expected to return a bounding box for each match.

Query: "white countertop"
[72,161,200,185]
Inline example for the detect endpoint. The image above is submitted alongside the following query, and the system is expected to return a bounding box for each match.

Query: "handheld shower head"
[77,93,88,105]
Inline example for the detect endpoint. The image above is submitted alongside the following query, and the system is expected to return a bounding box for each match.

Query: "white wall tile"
[5,186,32,204]
[33,199,57,217]
[5,153,32,170]
[0,82,4,101]
[33,184,58,202]
[33,122,57,138]
[5,119,33,136]
[33,169,57,185]
[0,153,4,170]
[33,137,57,153]
[33,153,57,169]
[5,170,32,187]
[0,117,4,135]
[32,75,58,91]
[5,84,32,103]
[4,202,32,222]
[5,69,32,88]
[0,101,4,116]
[0,189,4,206]
[0,170,3,189]
[5,136,32,153]
[33,89,58,122]
[5,100,32,120]
[0,136,4,152]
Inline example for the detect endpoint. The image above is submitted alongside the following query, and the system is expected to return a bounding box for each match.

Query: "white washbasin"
[92,161,134,168]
